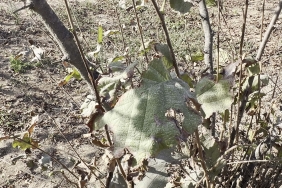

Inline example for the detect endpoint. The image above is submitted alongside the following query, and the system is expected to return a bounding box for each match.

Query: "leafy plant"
[9,56,33,73]
[3,0,282,187]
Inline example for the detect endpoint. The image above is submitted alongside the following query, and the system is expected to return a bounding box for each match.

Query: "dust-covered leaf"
[247,62,260,76]
[135,148,181,188]
[201,132,221,169]
[169,0,192,14]
[180,73,194,88]
[242,75,269,91]
[142,58,171,86]
[95,60,201,164]
[81,95,98,118]
[155,43,173,70]
[222,61,239,80]
[196,77,233,118]
[30,45,45,62]
[139,40,154,55]
[39,154,52,170]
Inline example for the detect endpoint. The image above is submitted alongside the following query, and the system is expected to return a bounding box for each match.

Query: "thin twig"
[132,0,150,65]
[216,0,221,82]
[235,57,244,145]
[260,0,266,41]
[151,0,180,77]
[15,137,79,179]
[195,129,211,188]
[257,61,262,123]
[45,111,106,187]
[112,0,126,51]
[227,159,282,165]
[63,0,103,107]
[239,0,248,57]
[257,1,282,61]
[236,0,248,144]
[219,7,236,62]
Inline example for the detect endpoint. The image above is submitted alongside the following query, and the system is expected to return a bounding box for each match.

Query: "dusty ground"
[1,0,282,187]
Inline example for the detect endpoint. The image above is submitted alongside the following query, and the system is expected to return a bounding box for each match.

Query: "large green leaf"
[95,60,201,163]
[169,0,192,14]
[196,77,233,118]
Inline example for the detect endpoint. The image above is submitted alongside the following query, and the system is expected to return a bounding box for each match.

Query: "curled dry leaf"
[28,115,40,136]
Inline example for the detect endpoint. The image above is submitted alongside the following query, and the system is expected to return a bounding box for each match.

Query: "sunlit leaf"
[169,0,192,14]
[139,40,154,55]
[111,56,125,63]
[142,58,171,86]
[98,25,103,44]
[242,75,269,91]
[12,133,32,150]
[206,0,217,7]
[191,52,204,62]
[155,43,173,70]
[104,30,120,37]
[95,60,201,164]
[180,73,194,88]
[196,77,232,118]
[247,63,260,76]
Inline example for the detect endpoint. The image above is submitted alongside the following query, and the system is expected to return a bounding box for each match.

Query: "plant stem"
[195,129,211,187]
[199,0,213,72]
[63,0,103,107]
[151,0,180,77]
[216,0,220,82]
[236,0,248,144]
[132,0,150,65]
[239,0,248,57]
[113,0,126,51]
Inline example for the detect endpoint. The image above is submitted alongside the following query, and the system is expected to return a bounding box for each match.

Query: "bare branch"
[28,0,95,94]
[199,0,213,72]
[256,1,282,61]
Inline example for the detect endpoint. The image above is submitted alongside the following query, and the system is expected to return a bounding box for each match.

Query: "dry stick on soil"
[199,0,213,72]
[132,0,149,65]
[14,137,79,180]
[256,1,282,61]
[219,8,236,62]
[260,0,266,41]
[195,130,211,188]
[235,0,249,145]
[104,125,131,187]
[63,0,102,107]
[112,1,126,51]
[28,0,100,100]
[151,0,180,77]
[44,110,106,187]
